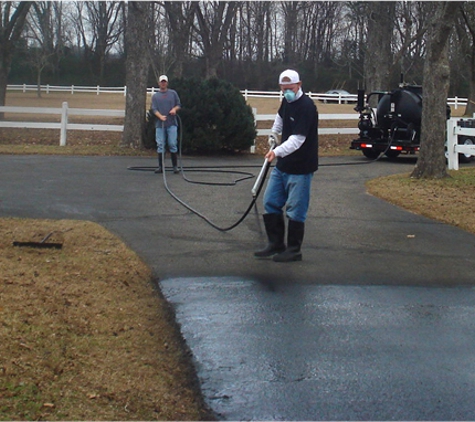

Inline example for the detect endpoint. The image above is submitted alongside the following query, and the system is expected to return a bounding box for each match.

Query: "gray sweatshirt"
[151,89,181,128]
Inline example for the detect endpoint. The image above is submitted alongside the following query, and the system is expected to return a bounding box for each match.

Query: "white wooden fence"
[8,84,128,96]
[8,83,358,103]
[7,84,470,109]
[253,109,358,135]
[2,100,474,168]
[0,103,359,147]
[446,117,475,170]
[0,102,124,146]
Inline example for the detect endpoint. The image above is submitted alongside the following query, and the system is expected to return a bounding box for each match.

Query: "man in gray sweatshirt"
[151,75,182,174]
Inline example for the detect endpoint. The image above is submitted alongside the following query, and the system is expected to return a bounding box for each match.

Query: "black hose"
[127,115,271,232]
[127,114,392,232]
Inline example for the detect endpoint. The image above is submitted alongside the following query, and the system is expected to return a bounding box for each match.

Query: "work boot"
[154,153,163,174]
[254,213,286,258]
[171,152,179,174]
[273,219,304,262]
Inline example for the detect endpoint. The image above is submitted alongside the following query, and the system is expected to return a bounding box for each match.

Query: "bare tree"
[460,3,475,117]
[145,2,169,82]
[281,1,301,65]
[411,2,462,179]
[26,1,68,97]
[229,2,276,87]
[0,1,33,115]
[391,2,430,84]
[162,1,195,78]
[230,2,272,63]
[121,1,151,148]
[340,2,368,83]
[71,1,124,85]
[364,2,396,95]
[193,1,238,78]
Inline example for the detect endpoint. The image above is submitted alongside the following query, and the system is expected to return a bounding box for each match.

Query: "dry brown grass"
[0,218,213,421]
[366,169,475,236]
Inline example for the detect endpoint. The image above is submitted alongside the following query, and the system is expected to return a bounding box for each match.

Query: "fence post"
[250,107,257,154]
[124,86,127,96]
[60,102,68,146]
[447,118,458,170]
[97,85,100,95]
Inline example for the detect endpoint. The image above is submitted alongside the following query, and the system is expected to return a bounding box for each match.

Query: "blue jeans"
[156,125,178,154]
[263,167,313,222]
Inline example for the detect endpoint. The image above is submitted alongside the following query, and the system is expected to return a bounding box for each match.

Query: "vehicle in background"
[322,89,357,104]
[350,83,473,163]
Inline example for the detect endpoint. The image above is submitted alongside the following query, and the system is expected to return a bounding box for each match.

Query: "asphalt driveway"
[2,154,475,420]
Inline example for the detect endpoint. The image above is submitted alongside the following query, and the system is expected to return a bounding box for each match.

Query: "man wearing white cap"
[254,69,319,262]
[151,74,181,173]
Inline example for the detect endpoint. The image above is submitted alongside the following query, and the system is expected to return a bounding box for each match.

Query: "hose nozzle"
[251,140,276,198]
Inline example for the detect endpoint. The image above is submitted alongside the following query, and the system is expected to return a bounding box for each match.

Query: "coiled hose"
[128,115,270,231]
[128,114,391,232]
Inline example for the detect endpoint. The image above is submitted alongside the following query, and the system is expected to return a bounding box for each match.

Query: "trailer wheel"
[385,150,401,159]
[362,150,381,160]
[459,136,474,163]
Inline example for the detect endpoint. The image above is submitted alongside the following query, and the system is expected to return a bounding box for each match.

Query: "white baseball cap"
[159,75,168,82]
[279,69,300,85]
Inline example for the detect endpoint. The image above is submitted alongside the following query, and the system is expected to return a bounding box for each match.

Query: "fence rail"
[252,109,358,136]
[7,84,469,109]
[0,102,359,147]
[3,97,474,166]
[446,118,475,170]
[0,103,124,146]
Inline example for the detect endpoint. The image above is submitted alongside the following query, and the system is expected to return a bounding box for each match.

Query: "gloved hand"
[268,132,280,148]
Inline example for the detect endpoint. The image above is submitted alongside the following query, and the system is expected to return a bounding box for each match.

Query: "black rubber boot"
[171,152,179,174]
[154,153,163,173]
[254,213,286,258]
[273,220,304,262]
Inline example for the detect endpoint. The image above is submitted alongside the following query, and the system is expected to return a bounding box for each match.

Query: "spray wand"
[251,135,277,198]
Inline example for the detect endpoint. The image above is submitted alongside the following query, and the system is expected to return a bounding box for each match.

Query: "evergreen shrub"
[171,77,256,154]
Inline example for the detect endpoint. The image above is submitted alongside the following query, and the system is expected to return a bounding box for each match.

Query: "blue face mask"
[284,89,296,102]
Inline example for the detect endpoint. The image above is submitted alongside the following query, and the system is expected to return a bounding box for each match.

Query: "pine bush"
[171,77,256,154]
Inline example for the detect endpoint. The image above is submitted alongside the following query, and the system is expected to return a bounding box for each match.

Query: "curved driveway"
[2,154,475,420]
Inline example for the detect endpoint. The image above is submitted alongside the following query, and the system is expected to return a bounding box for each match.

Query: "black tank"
[376,85,422,132]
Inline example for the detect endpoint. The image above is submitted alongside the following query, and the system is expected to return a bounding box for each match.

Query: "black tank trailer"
[350,81,474,163]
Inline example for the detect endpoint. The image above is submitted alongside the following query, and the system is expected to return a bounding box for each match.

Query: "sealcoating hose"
[127,114,394,232]
[158,145,270,232]
[127,115,272,232]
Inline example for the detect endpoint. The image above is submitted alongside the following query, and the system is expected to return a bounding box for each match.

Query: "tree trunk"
[466,52,475,117]
[0,1,33,118]
[364,2,395,101]
[460,4,475,117]
[411,2,461,179]
[121,2,150,148]
[282,2,299,64]
[194,2,237,79]
[163,1,195,79]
